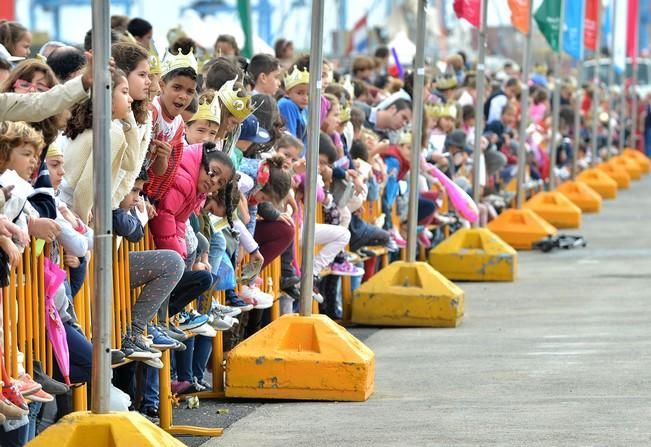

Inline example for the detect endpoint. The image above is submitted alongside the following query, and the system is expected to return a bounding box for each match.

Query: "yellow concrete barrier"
[428,228,517,281]
[487,208,557,250]
[622,148,650,173]
[609,155,642,180]
[556,180,602,213]
[523,191,582,229]
[352,261,464,327]
[597,162,631,189]
[577,168,618,199]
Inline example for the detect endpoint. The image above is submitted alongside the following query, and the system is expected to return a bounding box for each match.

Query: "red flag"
[508,0,530,34]
[627,0,639,65]
[584,0,599,51]
[453,0,481,29]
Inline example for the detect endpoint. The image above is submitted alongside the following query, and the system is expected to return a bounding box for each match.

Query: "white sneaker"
[208,312,235,331]
[239,285,274,309]
[213,303,241,317]
[191,323,217,337]
[143,357,164,369]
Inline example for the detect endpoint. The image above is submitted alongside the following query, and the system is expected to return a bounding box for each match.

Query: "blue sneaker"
[177,311,209,331]
[147,325,185,351]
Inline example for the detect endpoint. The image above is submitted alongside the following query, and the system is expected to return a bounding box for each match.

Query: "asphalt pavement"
[196,174,651,447]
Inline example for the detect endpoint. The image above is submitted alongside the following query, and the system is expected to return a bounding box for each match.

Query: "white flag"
[613,0,628,74]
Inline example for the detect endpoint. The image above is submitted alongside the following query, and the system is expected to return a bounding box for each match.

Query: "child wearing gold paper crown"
[145,48,198,201]
[185,89,221,146]
[278,65,309,146]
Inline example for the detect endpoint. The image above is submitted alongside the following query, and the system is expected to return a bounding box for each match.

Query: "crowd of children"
[0,13,648,446]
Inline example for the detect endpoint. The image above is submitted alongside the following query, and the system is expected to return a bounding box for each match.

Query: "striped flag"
[347,14,368,55]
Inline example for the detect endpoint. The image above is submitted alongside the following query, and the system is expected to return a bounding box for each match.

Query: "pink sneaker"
[389,228,407,248]
[330,261,365,277]
[417,232,431,248]
[239,285,273,309]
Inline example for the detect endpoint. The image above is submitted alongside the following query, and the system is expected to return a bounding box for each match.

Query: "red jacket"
[381,145,410,181]
[149,143,205,259]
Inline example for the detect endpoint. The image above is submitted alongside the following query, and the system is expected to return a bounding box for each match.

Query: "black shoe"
[33,360,69,395]
[280,275,300,292]
[141,406,159,419]
[111,349,126,365]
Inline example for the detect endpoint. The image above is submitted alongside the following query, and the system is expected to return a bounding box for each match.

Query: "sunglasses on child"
[13,79,50,93]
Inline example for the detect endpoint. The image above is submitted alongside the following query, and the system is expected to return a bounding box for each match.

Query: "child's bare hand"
[64,255,81,268]
[152,140,172,158]
[30,218,61,242]
[0,236,21,269]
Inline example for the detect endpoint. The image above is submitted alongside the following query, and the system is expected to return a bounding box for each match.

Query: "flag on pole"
[626,0,639,65]
[347,14,369,55]
[613,0,629,73]
[563,0,585,60]
[601,0,613,53]
[507,0,530,34]
[584,0,599,51]
[534,0,562,52]
[453,0,481,29]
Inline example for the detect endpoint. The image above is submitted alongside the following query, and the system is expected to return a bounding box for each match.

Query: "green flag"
[237,0,253,58]
[534,0,562,52]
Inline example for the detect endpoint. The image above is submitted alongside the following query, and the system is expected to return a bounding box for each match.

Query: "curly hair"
[0,121,45,167]
[1,60,63,148]
[64,68,127,140]
[111,41,150,125]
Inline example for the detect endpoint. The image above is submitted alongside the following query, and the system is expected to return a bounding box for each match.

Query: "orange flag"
[508,0,530,34]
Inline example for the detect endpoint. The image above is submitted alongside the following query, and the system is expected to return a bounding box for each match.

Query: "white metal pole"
[471,0,488,226]
[90,0,112,414]
[516,0,533,209]
[406,0,427,262]
[299,0,325,316]
[572,61,583,179]
[549,0,565,189]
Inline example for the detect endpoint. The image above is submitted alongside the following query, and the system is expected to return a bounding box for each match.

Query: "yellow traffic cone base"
[609,155,642,180]
[225,314,374,401]
[556,180,602,213]
[523,191,582,229]
[577,168,618,199]
[487,208,557,250]
[352,261,464,327]
[622,148,650,173]
[26,412,186,447]
[428,228,517,281]
[597,162,631,189]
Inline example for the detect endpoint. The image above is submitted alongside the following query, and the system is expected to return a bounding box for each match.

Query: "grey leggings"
[129,250,185,334]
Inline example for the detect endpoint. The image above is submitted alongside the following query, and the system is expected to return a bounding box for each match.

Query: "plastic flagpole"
[471,0,488,225]
[299,0,325,316]
[516,0,533,208]
[406,0,427,262]
[90,0,112,413]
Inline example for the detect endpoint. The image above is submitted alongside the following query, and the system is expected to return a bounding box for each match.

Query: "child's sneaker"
[2,383,28,412]
[190,322,218,337]
[177,311,210,331]
[171,380,192,395]
[417,231,431,248]
[121,334,162,360]
[225,290,254,311]
[162,324,189,342]
[330,260,365,277]
[388,228,407,248]
[208,311,236,331]
[147,324,182,350]
[213,302,241,317]
[0,393,27,418]
[14,374,41,397]
[239,285,273,309]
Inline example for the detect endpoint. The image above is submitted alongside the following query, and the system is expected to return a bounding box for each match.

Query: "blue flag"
[563,0,584,60]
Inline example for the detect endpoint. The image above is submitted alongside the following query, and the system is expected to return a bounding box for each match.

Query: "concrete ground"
[196,174,651,447]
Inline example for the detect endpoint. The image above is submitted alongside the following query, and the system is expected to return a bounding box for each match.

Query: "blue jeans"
[67,256,87,299]
[174,335,213,382]
[208,231,226,274]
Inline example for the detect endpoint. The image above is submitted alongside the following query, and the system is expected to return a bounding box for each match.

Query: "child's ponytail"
[259,155,291,203]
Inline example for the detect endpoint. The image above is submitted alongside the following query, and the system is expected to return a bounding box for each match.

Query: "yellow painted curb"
[26,411,186,447]
[622,148,650,173]
[577,168,618,199]
[428,228,517,281]
[351,261,464,327]
[523,191,582,229]
[225,314,374,401]
[609,155,642,180]
[597,162,631,189]
[556,180,602,213]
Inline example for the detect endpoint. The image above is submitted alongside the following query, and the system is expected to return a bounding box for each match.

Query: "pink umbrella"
[43,258,71,386]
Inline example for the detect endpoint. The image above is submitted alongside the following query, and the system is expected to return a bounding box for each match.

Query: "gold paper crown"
[284,65,310,91]
[426,103,457,120]
[533,63,548,75]
[398,129,412,145]
[148,46,162,75]
[160,48,198,77]
[339,105,351,123]
[46,143,63,158]
[218,77,257,121]
[435,74,457,90]
[189,94,221,124]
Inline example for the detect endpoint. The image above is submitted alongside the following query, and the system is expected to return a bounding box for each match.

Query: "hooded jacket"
[148,143,205,259]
